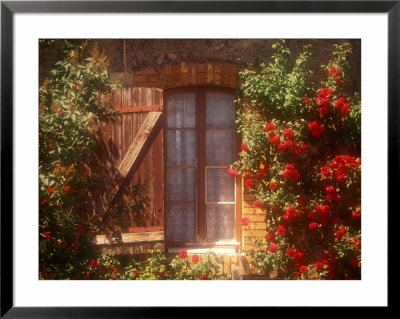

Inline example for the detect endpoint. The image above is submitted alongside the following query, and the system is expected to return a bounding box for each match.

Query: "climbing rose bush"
[230,41,361,279]
[39,40,122,279]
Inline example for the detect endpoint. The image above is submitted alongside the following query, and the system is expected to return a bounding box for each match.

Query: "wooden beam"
[96,111,163,219]
[94,231,164,245]
[114,105,163,113]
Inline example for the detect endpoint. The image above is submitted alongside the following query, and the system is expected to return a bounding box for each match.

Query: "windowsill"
[167,240,241,255]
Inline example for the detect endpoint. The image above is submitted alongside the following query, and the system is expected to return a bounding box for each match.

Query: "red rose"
[329,67,339,76]
[267,230,276,243]
[319,87,332,97]
[241,143,249,152]
[295,250,305,263]
[335,97,346,109]
[48,187,55,194]
[58,110,63,117]
[323,251,330,259]
[113,267,118,275]
[270,136,280,145]
[298,196,307,204]
[294,272,300,279]
[90,259,99,268]
[314,261,324,270]
[308,121,325,137]
[192,254,200,264]
[264,122,276,131]
[64,186,71,193]
[75,225,84,234]
[326,193,336,201]
[240,217,250,227]
[283,128,294,140]
[341,103,350,116]
[300,265,308,273]
[269,182,277,191]
[178,250,188,259]
[227,168,240,177]
[257,170,266,179]
[319,107,328,115]
[302,97,310,104]
[335,174,346,183]
[268,131,276,139]
[198,275,210,280]
[39,132,43,138]
[283,164,300,181]
[41,199,48,206]
[134,270,140,277]
[44,231,51,239]
[350,259,359,267]
[286,247,296,258]
[325,186,335,194]
[268,242,278,253]
[294,145,302,155]
[335,230,344,241]
[352,211,361,219]
[336,76,343,85]
[309,222,319,230]
[321,166,331,178]
[277,224,286,236]
[302,144,309,152]
[245,179,255,189]
[283,212,292,222]
[253,199,262,208]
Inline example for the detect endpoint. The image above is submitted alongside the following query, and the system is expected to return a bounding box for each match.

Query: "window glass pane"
[167,205,196,241]
[206,168,235,202]
[206,204,235,240]
[206,129,236,165]
[206,93,235,128]
[167,167,196,202]
[167,130,196,165]
[167,94,196,128]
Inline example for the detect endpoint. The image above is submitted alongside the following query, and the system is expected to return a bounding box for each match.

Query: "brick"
[229,74,238,88]
[147,76,158,83]
[243,214,266,222]
[134,75,148,83]
[252,222,267,230]
[197,72,206,85]
[243,207,255,215]
[221,63,232,87]
[206,63,214,84]
[214,73,222,86]
[244,229,266,238]
[243,193,256,201]
[188,63,197,85]
[181,73,190,86]
[255,207,265,215]
[136,68,157,76]
[180,62,189,74]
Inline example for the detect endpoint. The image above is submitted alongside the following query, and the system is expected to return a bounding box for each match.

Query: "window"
[164,88,241,246]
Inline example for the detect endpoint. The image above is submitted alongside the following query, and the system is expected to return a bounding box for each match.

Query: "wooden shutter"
[94,87,165,246]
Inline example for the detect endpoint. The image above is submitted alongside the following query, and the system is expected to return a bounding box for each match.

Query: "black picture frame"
[1,1,395,317]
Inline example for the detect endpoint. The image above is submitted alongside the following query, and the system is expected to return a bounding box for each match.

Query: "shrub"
[230,41,361,280]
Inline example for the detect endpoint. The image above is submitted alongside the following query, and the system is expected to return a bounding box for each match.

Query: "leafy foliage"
[230,41,361,279]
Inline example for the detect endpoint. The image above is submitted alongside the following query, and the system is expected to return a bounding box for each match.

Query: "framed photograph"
[1,0,395,316]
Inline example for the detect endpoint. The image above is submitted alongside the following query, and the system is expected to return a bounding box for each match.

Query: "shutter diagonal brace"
[96,111,163,219]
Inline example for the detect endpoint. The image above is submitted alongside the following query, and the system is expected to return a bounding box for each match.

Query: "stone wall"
[40,39,361,93]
